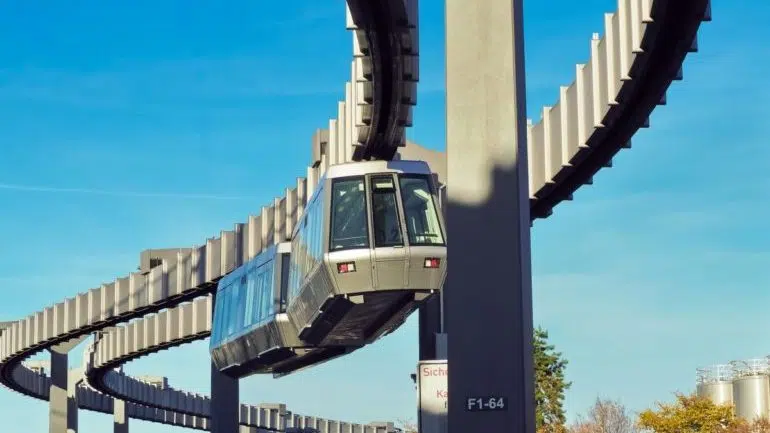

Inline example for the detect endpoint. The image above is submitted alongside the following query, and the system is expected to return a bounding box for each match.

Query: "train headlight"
[424,258,441,268]
[337,262,356,274]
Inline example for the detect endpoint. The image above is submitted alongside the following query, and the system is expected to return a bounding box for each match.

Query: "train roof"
[323,159,433,179]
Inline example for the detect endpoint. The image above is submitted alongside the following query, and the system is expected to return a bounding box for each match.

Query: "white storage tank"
[731,359,770,421]
[696,365,734,406]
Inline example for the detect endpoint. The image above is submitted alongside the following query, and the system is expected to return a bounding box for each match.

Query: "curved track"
[0,0,710,431]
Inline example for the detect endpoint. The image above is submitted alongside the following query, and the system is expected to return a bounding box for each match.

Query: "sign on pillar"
[417,360,448,433]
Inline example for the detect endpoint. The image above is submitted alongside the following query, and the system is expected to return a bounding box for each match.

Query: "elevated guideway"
[0,0,710,431]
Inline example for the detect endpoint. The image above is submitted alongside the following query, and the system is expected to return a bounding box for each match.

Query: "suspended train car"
[210,160,447,377]
[209,243,352,377]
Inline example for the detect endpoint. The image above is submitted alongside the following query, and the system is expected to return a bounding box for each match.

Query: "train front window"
[398,175,445,245]
[370,175,404,247]
[330,177,369,250]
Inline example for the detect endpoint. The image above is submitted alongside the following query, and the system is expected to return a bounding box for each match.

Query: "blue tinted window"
[211,291,223,346]
[210,248,283,349]
[256,269,266,324]
[287,182,326,304]
[225,285,237,338]
[243,267,256,327]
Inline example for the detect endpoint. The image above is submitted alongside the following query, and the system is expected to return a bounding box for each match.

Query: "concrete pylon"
[114,399,129,433]
[48,336,88,433]
[445,0,535,431]
[210,292,240,433]
[210,361,239,433]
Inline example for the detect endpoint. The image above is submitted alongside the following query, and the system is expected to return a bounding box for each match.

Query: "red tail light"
[424,258,441,268]
[337,262,356,274]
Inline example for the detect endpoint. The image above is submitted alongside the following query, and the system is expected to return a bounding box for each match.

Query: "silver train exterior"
[210,160,447,377]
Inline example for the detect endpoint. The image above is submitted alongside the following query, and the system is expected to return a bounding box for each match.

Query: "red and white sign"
[417,360,448,433]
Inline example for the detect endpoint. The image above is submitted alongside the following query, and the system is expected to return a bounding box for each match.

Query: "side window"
[255,268,265,324]
[288,237,300,300]
[244,268,256,328]
[330,177,369,250]
[280,253,290,311]
[398,175,445,246]
[314,194,324,259]
[234,275,246,333]
[370,175,404,247]
[227,283,239,338]
[221,285,232,339]
[267,265,276,318]
[211,288,224,345]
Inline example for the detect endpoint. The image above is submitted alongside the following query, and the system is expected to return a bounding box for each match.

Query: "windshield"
[330,177,369,250]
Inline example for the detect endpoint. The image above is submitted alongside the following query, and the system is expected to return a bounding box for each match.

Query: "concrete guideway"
[345,0,419,161]
[0,0,710,431]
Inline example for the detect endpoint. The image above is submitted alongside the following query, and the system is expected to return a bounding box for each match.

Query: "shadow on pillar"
[418,295,442,360]
[49,336,88,433]
[210,361,239,433]
[444,164,536,432]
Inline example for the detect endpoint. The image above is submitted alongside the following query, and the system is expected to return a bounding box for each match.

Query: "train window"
[280,253,290,311]
[370,175,404,247]
[226,283,239,338]
[244,267,257,328]
[211,289,224,346]
[398,175,445,246]
[330,177,369,250]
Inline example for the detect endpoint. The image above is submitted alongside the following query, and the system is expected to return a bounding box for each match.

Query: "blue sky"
[0,0,767,432]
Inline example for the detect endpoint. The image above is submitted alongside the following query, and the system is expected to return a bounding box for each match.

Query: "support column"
[420,179,447,361]
[49,336,87,433]
[49,350,70,433]
[445,0,534,432]
[418,297,442,360]
[114,399,129,433]
[210,362,240,433]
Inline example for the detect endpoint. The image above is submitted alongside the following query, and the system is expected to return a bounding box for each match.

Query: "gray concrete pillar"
[49,350,71,433]
[48,336,87,433]
[114,399,129,433]
[210,362,239,433]
[418,296,442,360]
[444,0,535,432]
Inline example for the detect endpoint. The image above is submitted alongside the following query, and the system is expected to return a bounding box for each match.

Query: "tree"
[534,327,572,433]
[396,418,417,433]
[569,398,637,433]
[637,393,740,433]
[725,418,770,433]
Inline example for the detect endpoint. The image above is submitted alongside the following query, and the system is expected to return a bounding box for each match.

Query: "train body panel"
[210,160,447,377]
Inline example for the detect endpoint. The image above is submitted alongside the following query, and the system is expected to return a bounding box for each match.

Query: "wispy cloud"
[0,182,255,200]
[0,59,345,110]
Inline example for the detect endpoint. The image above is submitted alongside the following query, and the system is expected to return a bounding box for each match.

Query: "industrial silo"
[731,359,770,421]
[696,364,734,407]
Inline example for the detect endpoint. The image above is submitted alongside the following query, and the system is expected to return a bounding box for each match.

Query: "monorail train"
[210,160,447,377]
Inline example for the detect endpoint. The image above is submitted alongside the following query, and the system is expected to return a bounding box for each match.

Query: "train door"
[368,174,409,289]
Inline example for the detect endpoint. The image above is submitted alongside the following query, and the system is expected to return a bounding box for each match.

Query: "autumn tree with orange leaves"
[637,392,770,433]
